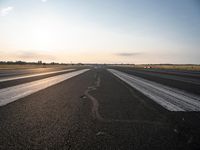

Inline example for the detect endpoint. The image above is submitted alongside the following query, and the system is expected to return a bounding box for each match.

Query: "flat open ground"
[113,64,200,71]
[0,66,200,149]
[0,64,85,70]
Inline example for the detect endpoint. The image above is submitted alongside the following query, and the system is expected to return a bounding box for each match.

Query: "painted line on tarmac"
[127,69,200,85]
[0,69,75,82]
[0,69,89,106]
[108,69,200,111]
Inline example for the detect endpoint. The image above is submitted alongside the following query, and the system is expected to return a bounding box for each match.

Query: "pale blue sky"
[0,0,200,63]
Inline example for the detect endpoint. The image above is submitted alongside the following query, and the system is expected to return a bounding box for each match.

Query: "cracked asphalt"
[0,68,200,149]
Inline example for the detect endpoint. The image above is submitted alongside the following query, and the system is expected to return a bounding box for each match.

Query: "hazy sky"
[0,0,200,64]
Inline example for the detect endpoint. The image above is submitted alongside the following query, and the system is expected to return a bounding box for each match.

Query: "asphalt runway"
[0,67,200,149]
[0,69,75,82]
[0,67,67,78]
[112,67,200,95]
[0,66,89,89]
[108,69,200,111]
[0,69,89,106]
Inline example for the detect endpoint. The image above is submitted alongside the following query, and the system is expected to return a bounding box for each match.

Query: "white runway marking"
[108,69,200,111]
[0,69,89,106]
[0,69,75,82]
[84,74,166,126]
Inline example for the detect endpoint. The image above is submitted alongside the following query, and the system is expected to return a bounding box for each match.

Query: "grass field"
[0,64,72,70]
[111,64,200,71]
[136,64,200,71]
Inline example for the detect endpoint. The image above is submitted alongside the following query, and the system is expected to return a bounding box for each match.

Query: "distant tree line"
[0,60,86,66]
[0,60,61,65]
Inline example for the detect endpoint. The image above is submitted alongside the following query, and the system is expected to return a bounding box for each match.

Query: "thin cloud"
[115,52,141,57]
[0,6,14,16]
[16,50,55,60]
[41,0,48,2]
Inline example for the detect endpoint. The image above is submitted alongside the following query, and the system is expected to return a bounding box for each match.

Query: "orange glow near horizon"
[0,0,200,64]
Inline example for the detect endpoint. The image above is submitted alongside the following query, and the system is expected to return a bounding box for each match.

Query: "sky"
[0,0,200,64]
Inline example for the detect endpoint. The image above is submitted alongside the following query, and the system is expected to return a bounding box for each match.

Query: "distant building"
[144,66,152,69]
[38,61,42,64]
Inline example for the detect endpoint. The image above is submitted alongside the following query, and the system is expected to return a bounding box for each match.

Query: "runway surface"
[0,67,200,149]
[0,69,89,106]
[0,69,75,82]
[0,67,69,77]
[108,69,200,111]
[112,67,200,95]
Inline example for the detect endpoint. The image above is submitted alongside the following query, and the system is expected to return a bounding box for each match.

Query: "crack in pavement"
[84,73,168,127]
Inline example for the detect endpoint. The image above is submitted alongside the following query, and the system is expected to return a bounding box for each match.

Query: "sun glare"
[25,15,64,52]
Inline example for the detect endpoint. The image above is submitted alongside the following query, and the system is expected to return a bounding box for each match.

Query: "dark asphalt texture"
[112,67,200,95]
[0,68,200,149]
[0,69,79,89]
[128,68,200,79]
[0,66,86,78]
[0,67,66,78]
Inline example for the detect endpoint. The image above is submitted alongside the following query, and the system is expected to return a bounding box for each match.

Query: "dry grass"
[0,64,70,70]
[135,64,200,71]
[111,64,200,71]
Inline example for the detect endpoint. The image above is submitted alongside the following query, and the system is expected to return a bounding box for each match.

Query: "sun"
[26,15,64,52]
